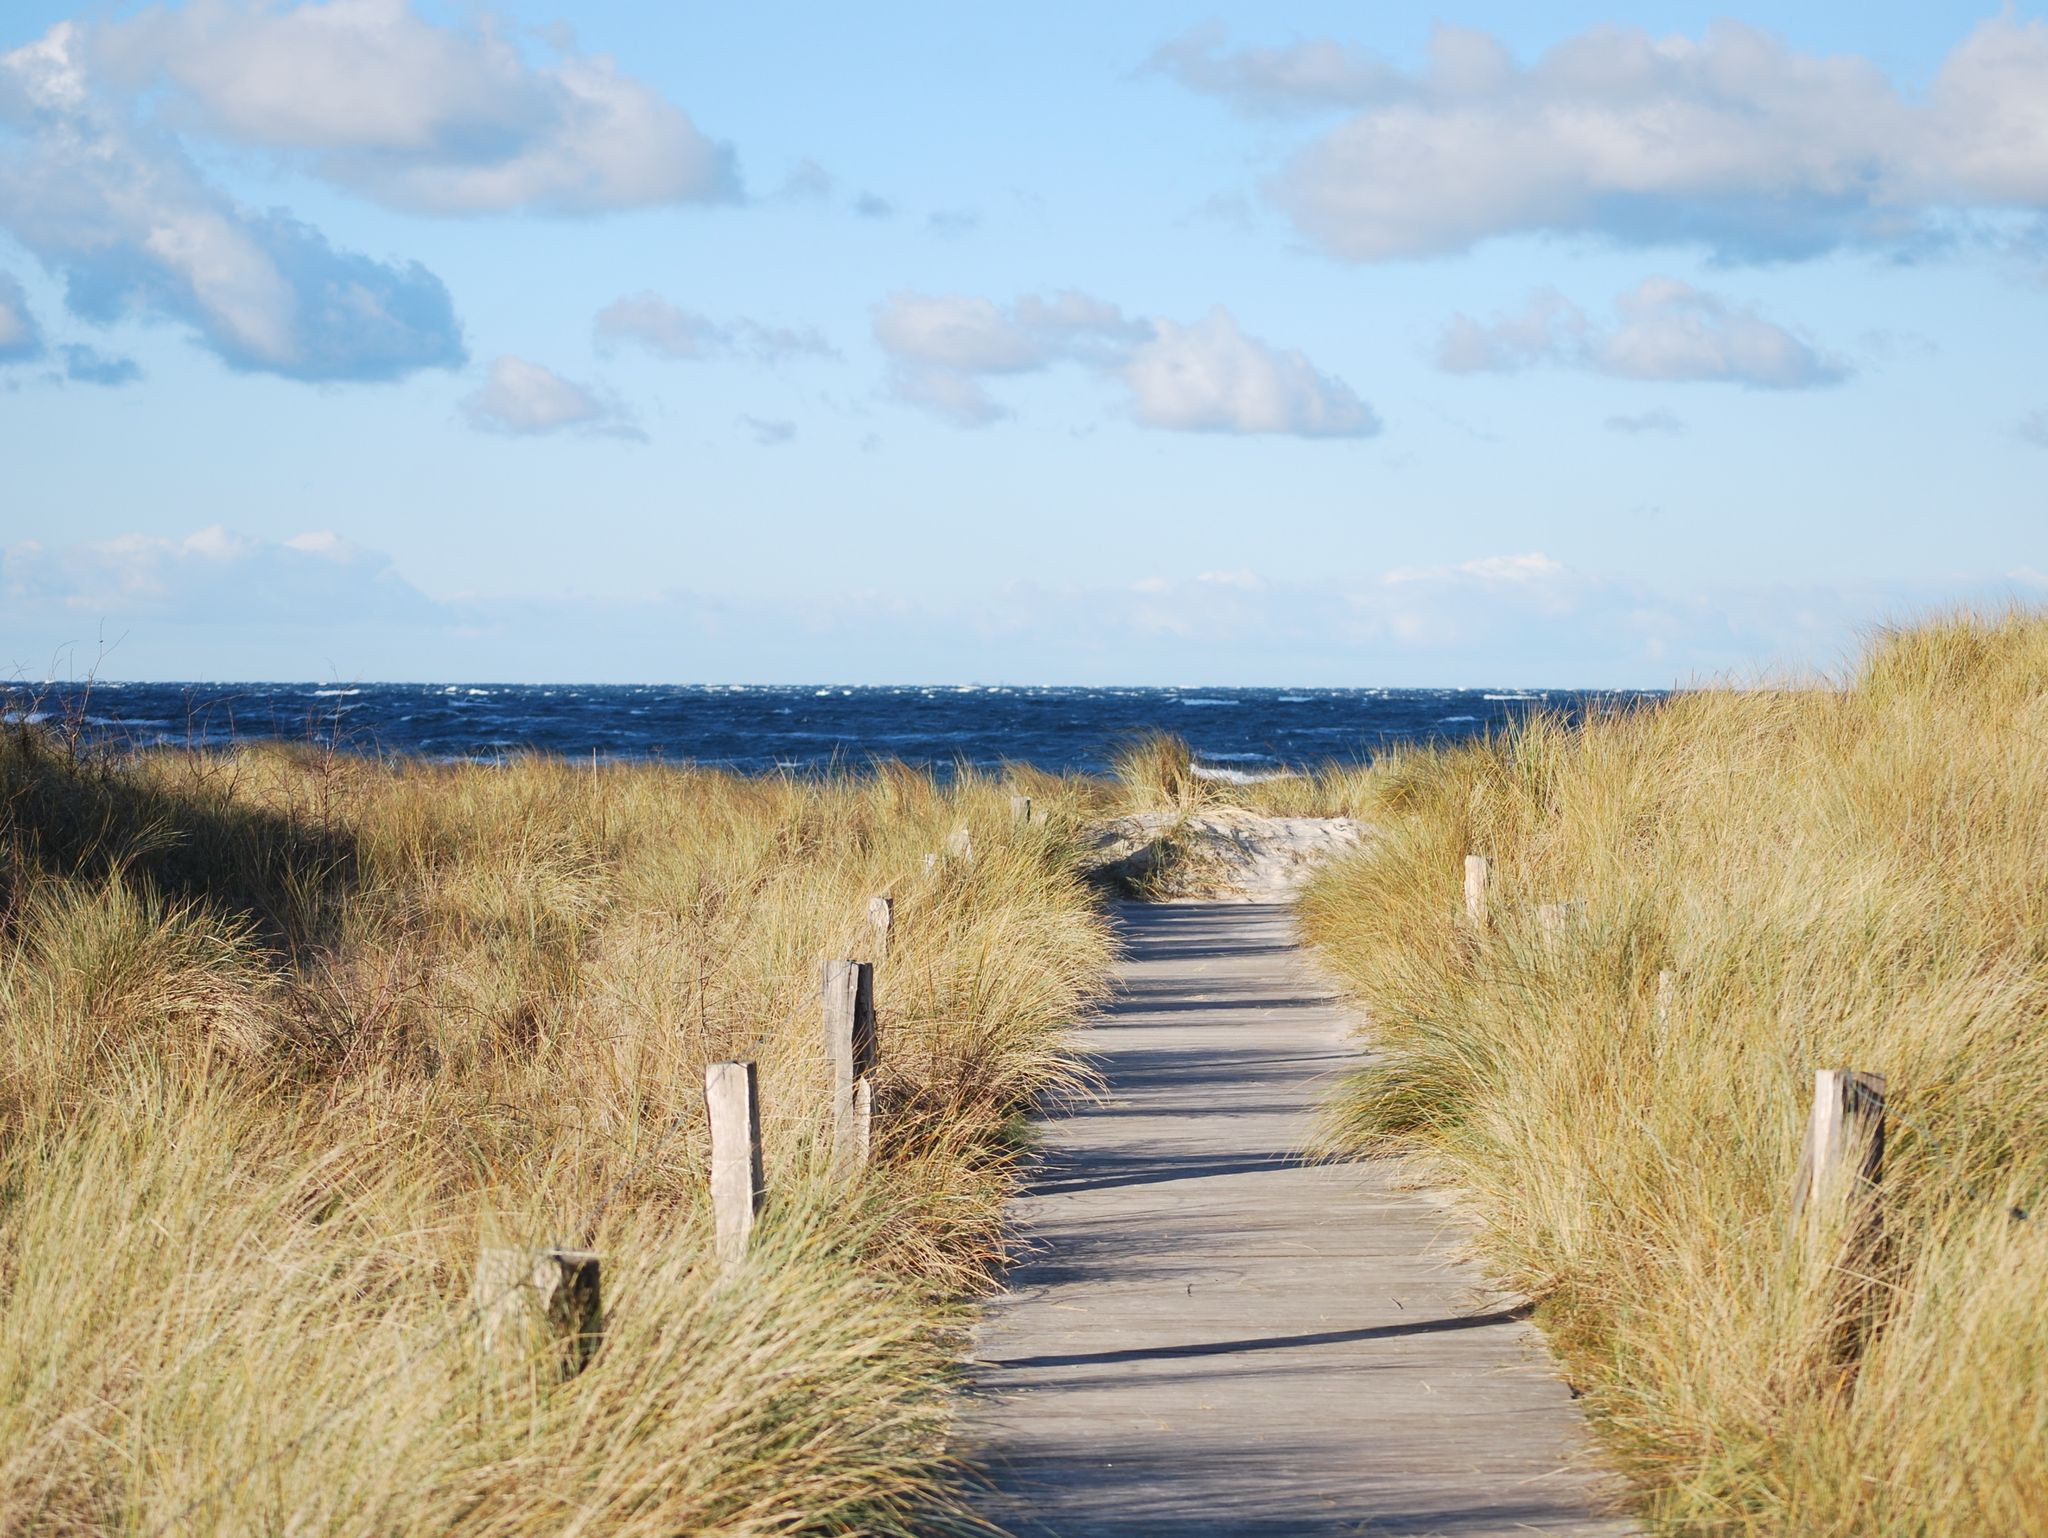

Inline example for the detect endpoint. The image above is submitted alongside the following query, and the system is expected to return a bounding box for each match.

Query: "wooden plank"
[705,1060,764,1269]
[948,825,975,862]
[867,894,894,959]
[1011,794,1033,825]
[960,903,1633,1537]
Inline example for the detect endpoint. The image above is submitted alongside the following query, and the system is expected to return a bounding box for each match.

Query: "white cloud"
[0,22,464,382]
[593,293,834,363]
[93,0,736,216]
[873,293,1063,374]
[2,524,436,630]
[2018,408,2048,449]
[1166,18,2048,262]
[873,291,1373,438]
[460,356,639,439]
[1147,24,1400,116]
[873,290,1141,427]
[0,271,43,361]
[1439,279,1847,389]
[1123,307,1379,437]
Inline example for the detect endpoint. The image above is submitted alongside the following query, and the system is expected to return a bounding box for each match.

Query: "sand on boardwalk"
[1084,807,1367,903]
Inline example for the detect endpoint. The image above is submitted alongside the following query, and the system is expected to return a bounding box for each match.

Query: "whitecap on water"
[1191,764,1290,784]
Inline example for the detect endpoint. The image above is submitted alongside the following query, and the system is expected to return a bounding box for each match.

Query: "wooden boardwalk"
[960,903,1635,1537]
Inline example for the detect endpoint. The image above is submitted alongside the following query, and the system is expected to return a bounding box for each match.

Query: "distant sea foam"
[7,682,1661,777]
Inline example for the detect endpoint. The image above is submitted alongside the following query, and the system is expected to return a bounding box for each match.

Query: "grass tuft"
[1298,607,2048,1535]
[0,734,1114,1534]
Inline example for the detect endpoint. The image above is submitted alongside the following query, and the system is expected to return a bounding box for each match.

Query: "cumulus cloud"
[460,356,640,439]
[93,0,737,215]
[1123,307,1378,436]
[872,290,1374,437]
[0,22,465,382]
[0,271,44,361]
[1606,408,1684,435]
[1439,279,1847,389]
[593,293,835,363]
[1168,17,2048,262]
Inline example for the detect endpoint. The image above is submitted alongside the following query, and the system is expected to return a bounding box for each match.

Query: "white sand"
[1087,807,1367,903]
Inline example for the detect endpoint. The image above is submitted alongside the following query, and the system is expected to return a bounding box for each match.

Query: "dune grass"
[1297,609,2048,1535]
[0,732,1115,1535]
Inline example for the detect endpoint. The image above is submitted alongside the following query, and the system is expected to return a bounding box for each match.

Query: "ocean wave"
[1191,764,1291,784]
[1178,698,1241,707]
[310,688,362,697]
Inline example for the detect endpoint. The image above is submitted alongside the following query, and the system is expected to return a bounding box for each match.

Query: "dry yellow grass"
[1298,609,2048,1535]
[0,735,1115,1534]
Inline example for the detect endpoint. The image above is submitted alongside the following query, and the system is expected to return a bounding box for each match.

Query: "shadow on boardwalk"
[959,902,1635,1538]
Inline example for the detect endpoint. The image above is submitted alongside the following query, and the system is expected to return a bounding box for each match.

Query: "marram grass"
[0,736,1115,1535]
[1298,608,2048,1536]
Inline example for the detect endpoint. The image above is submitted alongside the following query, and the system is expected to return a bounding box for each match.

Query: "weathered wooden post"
[821,959,878,1175]
[1463,854,1489,929]
[1790,1068,1887,1365]
[947,825,974,863]
[922,852,939,878]
[473,1246,603,1378]
[1655,969,1675,1028]
[705,1061,764,1270]
[867,895,894,959]
[1791,1069,1886,1243]
[1010,794,1032,825]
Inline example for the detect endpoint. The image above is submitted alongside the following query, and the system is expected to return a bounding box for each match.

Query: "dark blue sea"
[10,682,1662,780]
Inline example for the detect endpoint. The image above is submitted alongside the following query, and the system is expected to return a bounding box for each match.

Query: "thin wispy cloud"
[594,293,836,364]
[16,525,2040,687]
[58,345,141,386]
[1439,279,1847,389]
[740,414,796,446]
[1605,409,1685,435]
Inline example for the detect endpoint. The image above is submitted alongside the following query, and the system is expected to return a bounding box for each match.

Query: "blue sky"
[2,0,2044,685]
